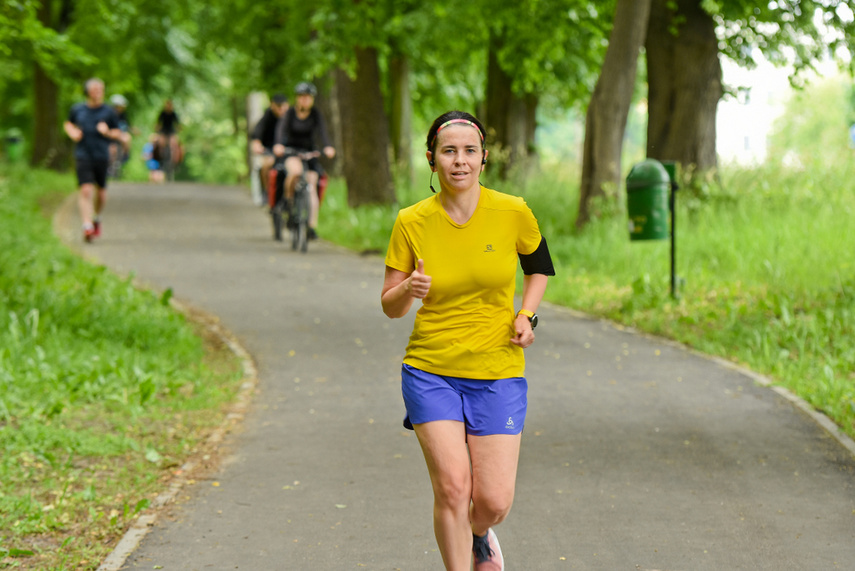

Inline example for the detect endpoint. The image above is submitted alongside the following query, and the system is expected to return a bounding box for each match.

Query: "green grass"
[319,158,855,440]
[0,165,243,569]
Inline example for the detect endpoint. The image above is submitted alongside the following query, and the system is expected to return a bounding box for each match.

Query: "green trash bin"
[626,159,670,241]
[5,128,24,163]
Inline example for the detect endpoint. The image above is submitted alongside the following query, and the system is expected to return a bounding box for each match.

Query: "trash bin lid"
[626,159,670,190]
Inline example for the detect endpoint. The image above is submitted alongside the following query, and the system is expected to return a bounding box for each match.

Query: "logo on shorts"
[505,417,515,430]
[484,244,495,253]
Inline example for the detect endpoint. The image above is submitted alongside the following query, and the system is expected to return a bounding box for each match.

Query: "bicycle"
[108,140,126,179]
[269,158,288,242]
[270,149,319,253]
[157,134,180,181]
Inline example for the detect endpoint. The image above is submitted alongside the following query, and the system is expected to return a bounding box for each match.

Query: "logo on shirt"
[484,244,495,253]
[505,417,515,430]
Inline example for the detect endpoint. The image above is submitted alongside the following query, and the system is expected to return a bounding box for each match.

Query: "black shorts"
[306,157,324,176]
[75,159,109,188]
[285,151,324,176]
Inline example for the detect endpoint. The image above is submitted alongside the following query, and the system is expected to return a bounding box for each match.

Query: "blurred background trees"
[2,0,854,224]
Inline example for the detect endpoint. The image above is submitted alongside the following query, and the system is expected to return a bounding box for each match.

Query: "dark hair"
[271,93,288,104]
[426,111,487,155]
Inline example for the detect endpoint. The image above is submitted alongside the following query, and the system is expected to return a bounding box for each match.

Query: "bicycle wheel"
[108,143,122,179]
[271,203,283,242]
[292,183,309,253]
[161,142,174,181]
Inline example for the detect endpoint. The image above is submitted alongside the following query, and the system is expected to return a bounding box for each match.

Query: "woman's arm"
[381,260,431,319]
[510,273,549,348]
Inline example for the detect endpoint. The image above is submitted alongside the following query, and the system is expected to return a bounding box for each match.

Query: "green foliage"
[709,1,855,83]
[489,0,613,107]
[0,0,95,73]
[0,165,242,567]
[768,74,854,167]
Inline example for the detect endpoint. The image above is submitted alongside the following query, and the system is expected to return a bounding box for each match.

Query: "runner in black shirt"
[63,77,122,242]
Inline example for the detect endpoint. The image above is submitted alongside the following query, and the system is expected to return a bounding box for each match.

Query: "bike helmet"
[295,82,317,97]
[110,94,128,107]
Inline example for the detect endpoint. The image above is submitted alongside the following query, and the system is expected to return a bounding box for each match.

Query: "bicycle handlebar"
[282,148,321,160]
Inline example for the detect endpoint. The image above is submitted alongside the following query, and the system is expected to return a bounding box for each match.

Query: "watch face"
[530,314,538,329]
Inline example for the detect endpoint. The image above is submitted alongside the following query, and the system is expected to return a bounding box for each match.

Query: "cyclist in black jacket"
[273,82,335,240]
[251,93,289,206]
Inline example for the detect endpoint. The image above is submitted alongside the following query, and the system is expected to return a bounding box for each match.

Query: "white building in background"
[716,55,793,165]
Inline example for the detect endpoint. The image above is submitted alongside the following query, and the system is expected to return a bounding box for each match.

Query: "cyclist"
[250,93,289,207]
[155,99,182,168]
[63,77,122,242]
[108,94,132,177]
[142,134,164,183]
[273,82,335,240]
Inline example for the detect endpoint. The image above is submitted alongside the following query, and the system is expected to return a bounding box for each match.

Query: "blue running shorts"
[401,364,527,436]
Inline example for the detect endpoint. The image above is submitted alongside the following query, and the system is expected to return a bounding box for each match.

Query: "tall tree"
[388,47,413,181]
[646,0,720,172]
[31,0,75,169]
[577,0,652,229]
[336,47,396,206]
[645,0,855,176]
[483,0,611,179]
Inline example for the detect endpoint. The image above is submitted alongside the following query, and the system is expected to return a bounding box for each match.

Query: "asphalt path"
[56,182,855,570]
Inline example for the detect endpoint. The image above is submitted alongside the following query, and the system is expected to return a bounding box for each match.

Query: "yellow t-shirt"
[385,186,543,379]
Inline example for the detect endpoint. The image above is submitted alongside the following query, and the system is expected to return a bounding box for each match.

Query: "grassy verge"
[318,160,855,439]
[0,166,244,570]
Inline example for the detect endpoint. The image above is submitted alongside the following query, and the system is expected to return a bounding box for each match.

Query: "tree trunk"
[503,92,540,181]
[388,53,412,182]
[231,94,241,137]
[31,0,68,170]
[335,47,396,207]
[646,0,721,173]
[245,91,266,178]
[315,72,343,178]
[505,94,528,179]
[577,0,652,230]
[484,34,511,174]
[32,64,65,170]
[524,93,538,159]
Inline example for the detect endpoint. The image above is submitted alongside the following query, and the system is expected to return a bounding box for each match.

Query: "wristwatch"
[517,309,538,329]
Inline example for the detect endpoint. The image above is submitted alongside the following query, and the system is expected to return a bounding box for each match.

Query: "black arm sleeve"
[314,109,332,148]
[274,109,291,146]
[251,111,267,142]
[518,236,555,276]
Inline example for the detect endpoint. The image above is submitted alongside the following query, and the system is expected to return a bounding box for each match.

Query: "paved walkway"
[57,182,855,570]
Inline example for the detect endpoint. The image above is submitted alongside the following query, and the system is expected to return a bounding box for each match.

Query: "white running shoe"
[472,528,504,570]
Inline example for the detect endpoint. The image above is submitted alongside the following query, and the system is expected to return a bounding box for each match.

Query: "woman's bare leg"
[414,420,474,571]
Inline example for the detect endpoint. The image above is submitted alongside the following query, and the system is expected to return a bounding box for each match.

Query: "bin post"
[625,159,670,241]
[660,161,679,299]
[4,128,24,163]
